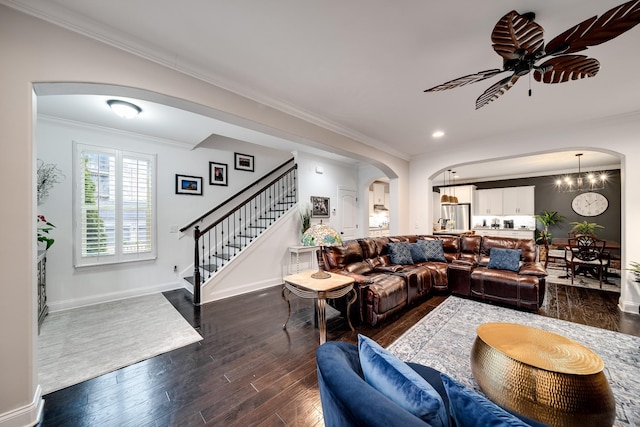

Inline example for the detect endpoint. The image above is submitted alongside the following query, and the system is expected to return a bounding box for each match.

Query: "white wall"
[1,7,409,422]
[36,117,292,311]
[410,118,640,314]
[296,151,359,231]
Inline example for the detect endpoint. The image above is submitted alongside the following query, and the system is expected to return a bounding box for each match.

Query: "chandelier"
[555,153,608,192]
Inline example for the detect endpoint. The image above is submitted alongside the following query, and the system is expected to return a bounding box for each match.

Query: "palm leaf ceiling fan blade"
[424,69,506,92]
[423,1,640,108]
[533,55,600,83]
[491,11,544,61]
[545,0,640,56]
[475,75,519,109]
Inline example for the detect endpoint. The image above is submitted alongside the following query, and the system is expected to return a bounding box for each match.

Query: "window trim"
[73,142,157,268]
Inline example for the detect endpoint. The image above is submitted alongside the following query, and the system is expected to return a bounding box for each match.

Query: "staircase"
[181,160,298,304]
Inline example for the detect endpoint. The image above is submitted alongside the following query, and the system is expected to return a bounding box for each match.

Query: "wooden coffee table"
[471,322,615,427]
[282,270,356,344]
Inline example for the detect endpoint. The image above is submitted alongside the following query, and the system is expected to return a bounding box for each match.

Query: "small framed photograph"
[175,174,203,195]
[311,196,330,218]
[234,152,254,172]
[209,162,228,186]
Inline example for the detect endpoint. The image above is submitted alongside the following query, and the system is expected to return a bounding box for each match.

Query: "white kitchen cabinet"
[373,183,386,206]
[440,185,475,205]
[502,186,535,215]
[475,188,503,215]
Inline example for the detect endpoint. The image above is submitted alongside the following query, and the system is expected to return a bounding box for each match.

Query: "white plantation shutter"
[75,143,156,267]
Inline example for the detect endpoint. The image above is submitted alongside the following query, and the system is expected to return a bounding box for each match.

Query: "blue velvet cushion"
[358,335,449,427]
[410,242,429,263]
[388,242,415,265]
[487,248,522,272]
[419,239,447,262]
[440,374,532,427]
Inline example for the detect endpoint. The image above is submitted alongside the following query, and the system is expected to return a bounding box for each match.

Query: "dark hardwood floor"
[38,283,640,427]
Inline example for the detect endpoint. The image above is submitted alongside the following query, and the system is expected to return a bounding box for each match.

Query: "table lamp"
[301,222,342,279]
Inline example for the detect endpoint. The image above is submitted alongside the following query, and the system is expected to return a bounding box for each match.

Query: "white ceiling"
[11,0,634,180]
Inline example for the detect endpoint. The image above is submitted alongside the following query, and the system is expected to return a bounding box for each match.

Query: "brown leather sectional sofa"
[321,234,547,326]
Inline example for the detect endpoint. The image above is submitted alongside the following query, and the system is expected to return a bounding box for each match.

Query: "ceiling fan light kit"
[424,1,640,109]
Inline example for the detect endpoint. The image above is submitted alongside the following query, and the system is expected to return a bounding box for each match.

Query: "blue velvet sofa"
[316,339,547,427]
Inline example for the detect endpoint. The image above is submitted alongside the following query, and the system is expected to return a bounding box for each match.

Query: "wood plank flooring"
[38,283,640,426]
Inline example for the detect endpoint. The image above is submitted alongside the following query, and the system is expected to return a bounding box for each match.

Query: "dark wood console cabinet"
[37,250,48,333]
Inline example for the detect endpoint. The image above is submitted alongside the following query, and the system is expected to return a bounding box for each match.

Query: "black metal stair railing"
[186,162,297,304]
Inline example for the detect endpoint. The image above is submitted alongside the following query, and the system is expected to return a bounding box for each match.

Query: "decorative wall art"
[234,152,254,172]
[311,196,330,218]
[175,174,203,195]
[209,162,228,186]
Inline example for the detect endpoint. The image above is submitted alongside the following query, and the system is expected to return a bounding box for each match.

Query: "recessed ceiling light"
[432,130,445,138]
[107,99,142,119]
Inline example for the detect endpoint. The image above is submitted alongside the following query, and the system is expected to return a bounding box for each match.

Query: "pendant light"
[440,171,450,203]
[450,171,459,204]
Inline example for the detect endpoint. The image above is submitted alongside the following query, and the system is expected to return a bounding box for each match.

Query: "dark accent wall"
[435,169,621,244]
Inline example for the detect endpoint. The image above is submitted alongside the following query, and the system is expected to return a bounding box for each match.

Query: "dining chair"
[565,235,610,288]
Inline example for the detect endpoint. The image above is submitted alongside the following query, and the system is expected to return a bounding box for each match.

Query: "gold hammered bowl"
[471,323,616,427]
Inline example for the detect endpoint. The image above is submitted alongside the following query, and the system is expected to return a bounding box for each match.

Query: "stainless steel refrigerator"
[440,203,471,230]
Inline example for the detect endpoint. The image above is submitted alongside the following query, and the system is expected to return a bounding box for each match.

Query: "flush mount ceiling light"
[555,153,608,192]
[432,130,445,138]
[107,99,142,119]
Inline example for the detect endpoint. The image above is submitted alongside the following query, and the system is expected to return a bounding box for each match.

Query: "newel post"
[193,226,201,305]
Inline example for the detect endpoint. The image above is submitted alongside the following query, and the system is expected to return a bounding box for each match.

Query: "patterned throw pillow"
[409,242,428,263]
[388,242,414,265]
[487,248,522,272]
[419,239,447,262]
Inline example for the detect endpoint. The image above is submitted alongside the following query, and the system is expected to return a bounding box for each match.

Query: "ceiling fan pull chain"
[528,71,532,97]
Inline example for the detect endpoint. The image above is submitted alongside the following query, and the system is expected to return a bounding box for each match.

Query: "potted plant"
[569,220,604,237]
[37,214,55,251]
[534,210,565,267]
[299,205,311,240]
[628,261,640,283]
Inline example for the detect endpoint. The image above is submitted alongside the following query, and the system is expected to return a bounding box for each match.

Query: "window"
[74,143,156,266]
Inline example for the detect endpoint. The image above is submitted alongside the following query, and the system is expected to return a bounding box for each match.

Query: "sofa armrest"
[330,270,374,284]
[452,259,476,267]
[448,262,473,296]
[374,265,405,273]
[518,262,547,277]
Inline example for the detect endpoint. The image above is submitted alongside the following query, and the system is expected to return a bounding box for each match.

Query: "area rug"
[388,296,639,426]
[38,293,202,394]
[545,264,620,292]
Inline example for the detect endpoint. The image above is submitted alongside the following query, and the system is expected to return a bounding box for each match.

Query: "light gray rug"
[546,264,620,292]
[388,296,640,427]
[38,293,202,394]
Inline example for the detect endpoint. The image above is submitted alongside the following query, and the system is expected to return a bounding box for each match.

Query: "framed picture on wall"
[209,162,228,186]
[234,152,254,172]
[175,174,203,195]
[311,196,330,218]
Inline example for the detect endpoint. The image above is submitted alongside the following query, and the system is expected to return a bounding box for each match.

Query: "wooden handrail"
[196,163,297,237]
[180,157,294,232]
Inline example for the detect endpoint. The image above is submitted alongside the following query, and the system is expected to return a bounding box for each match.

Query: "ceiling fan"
[424,1,640,109]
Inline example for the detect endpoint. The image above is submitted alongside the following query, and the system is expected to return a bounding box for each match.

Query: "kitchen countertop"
[473,227,535,231]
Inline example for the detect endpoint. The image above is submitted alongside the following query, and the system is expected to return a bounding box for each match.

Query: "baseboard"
[206,277,282,302]
[0,385,43,427]
[619,299,640,315]
[48,281,184,312]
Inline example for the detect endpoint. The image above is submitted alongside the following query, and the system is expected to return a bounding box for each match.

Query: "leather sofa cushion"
[360,237,392,259]
[345,261,374,275]
[479,236,537,266]
[459,235,481,265]
[324,240,364,269]
[518,262,547,277]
